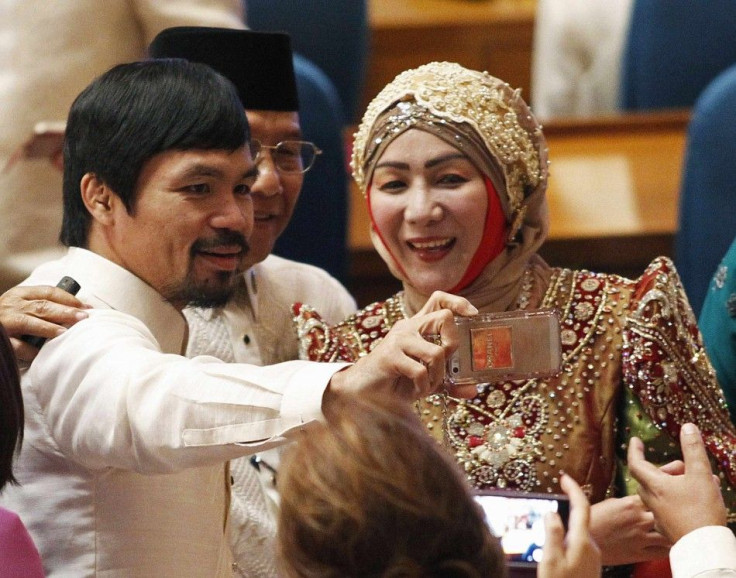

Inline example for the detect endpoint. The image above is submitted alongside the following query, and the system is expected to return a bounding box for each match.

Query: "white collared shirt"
[1,248,347,577]
[184,254,357,577]
[186,254,357,365]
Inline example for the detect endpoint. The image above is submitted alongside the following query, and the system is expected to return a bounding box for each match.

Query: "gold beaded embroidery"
[293,259,736,517]
[444,268,618,495]
[351,62,548,217]
[448,383,548,491]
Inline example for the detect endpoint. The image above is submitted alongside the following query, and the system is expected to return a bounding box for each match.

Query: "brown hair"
[277,394,506,577]
[0,323,23,491]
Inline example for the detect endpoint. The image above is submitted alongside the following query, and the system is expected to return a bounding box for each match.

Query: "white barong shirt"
[1,247,347,577]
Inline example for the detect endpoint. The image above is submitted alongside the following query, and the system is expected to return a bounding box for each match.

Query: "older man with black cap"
[149,27,357,577]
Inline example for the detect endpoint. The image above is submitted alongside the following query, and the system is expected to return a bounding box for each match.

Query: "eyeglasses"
[250,139,322,174]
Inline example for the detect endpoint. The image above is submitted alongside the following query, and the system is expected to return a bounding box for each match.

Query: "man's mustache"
[191,230,249,254]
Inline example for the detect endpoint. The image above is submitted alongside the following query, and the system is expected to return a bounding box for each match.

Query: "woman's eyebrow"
[375,152,467,171]
[425,152,467,168]
[374,160,409,171]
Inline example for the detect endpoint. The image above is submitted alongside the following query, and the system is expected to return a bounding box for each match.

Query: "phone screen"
[473,492,569,566]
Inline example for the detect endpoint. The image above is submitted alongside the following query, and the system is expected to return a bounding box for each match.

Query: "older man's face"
[243,110,304,268]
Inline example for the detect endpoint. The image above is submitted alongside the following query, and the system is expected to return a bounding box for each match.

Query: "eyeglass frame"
[249,139,322,174]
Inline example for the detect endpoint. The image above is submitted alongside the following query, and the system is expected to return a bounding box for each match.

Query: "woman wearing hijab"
[294,62,736,575]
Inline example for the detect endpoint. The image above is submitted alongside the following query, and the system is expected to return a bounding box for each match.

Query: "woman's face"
[369,129,489,294]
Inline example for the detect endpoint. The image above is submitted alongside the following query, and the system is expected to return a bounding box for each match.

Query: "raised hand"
[325,305,461,407]
[628,423,727,543]
[589,494,671,565]
[538,473,601,578]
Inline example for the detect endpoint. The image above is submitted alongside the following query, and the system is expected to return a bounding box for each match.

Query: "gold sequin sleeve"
[292,295,404,362]
[621,257,736,522]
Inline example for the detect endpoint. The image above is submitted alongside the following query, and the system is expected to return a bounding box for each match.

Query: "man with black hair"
[0,59,469,576]
[1,29,356,577]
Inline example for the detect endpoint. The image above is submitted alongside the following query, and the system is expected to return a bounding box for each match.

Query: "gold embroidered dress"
[294,257,736,518]
[294,61,736,525]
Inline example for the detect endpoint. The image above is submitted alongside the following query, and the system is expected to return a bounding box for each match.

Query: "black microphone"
[20,276,81,349]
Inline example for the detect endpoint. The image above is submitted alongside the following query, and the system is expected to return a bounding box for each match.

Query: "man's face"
[104,147,257,309]
[243,110,304,268]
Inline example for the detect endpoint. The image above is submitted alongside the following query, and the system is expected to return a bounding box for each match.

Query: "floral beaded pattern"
[448,385,548,491]
[292,259,736,518]
[622,258,736,491]
[448,268,619,496]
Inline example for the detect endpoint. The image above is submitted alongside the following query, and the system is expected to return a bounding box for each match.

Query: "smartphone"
[20,276,81,349]
[446,309,562,385]
[474,489,570,567]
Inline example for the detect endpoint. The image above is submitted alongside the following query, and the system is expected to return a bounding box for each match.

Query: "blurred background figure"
[0,0,245,292]
[617,1,736,314]
[531,0,633,120]
[673,63,736,316]
[620,0,736,112]
[700,235,736,423]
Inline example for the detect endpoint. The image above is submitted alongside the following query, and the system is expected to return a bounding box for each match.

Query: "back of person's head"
[60,58,250,248]
[277,394,506,577]
[0,324,23,492]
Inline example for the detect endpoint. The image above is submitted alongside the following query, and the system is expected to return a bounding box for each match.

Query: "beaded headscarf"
[351,61,549,226]
[352,62,552,313]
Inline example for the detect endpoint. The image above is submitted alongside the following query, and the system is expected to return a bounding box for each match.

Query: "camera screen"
[474,494,563,565]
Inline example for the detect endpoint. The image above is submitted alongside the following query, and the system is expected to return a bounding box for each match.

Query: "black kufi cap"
[148,27,299,111]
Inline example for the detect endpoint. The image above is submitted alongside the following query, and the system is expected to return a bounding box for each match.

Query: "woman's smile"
[405,236,456,261]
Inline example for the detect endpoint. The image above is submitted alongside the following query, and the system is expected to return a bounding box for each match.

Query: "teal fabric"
[700,236,736,423]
